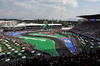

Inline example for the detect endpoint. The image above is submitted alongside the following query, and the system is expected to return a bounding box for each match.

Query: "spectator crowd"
[71,22,100,39]
[0,28,100,66]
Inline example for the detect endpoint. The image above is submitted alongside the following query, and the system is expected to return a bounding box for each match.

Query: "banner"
[59,38,76,54]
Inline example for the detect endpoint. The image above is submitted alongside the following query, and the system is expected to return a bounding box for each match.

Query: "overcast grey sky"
[0,0,100,20]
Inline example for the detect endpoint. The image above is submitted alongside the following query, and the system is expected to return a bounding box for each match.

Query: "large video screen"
[90,19,100,21]
[90,19,96,21]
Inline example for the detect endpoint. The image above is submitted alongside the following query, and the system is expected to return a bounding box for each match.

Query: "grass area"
[30,33,66,38]
[18,36,58,56]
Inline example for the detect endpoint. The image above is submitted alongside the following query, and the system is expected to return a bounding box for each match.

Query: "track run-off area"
[6,31,76,56]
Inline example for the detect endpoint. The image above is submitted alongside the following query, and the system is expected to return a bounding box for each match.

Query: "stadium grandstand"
[70,14,100,40]
[0,20,19,31]
[14,23,62,31]
[0,14,100,66]
[0,21,62,31]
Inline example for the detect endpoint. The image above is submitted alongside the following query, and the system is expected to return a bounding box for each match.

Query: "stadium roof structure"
[77,14,100,19]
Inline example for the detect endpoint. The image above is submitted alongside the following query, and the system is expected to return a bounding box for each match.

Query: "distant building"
[0,20,18,27]
[0,20,19,31]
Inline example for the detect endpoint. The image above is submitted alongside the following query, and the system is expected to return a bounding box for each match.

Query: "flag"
[61,37,66,39]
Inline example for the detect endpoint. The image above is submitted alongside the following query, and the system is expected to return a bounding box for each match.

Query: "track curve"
[21,32,73,56]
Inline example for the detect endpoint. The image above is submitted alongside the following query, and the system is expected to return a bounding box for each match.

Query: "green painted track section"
[17,36,58,56]
[30,33,66,38]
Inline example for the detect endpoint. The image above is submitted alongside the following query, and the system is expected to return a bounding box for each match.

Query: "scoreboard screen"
[96,19,100,21]
[90,19,100,21]
[90,19,96,21]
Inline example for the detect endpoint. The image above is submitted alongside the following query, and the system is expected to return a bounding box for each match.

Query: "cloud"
[1,0,33,8]
[5,11,14,15]
[31,0,35,3]
[14,1,32,8]
[20,11,30,15]
[1,0,14,3]
[0,9,3,12]
[1,0,78,10]
[86,0,99,2]
[2,0,100,20]
[0,10,14,16]
[39,0,78,8]
[62,0,78,7]
[84,5,88,7]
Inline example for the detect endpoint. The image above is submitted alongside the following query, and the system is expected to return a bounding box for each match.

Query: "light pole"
[52,17,53,24]
[60,0,62,21]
